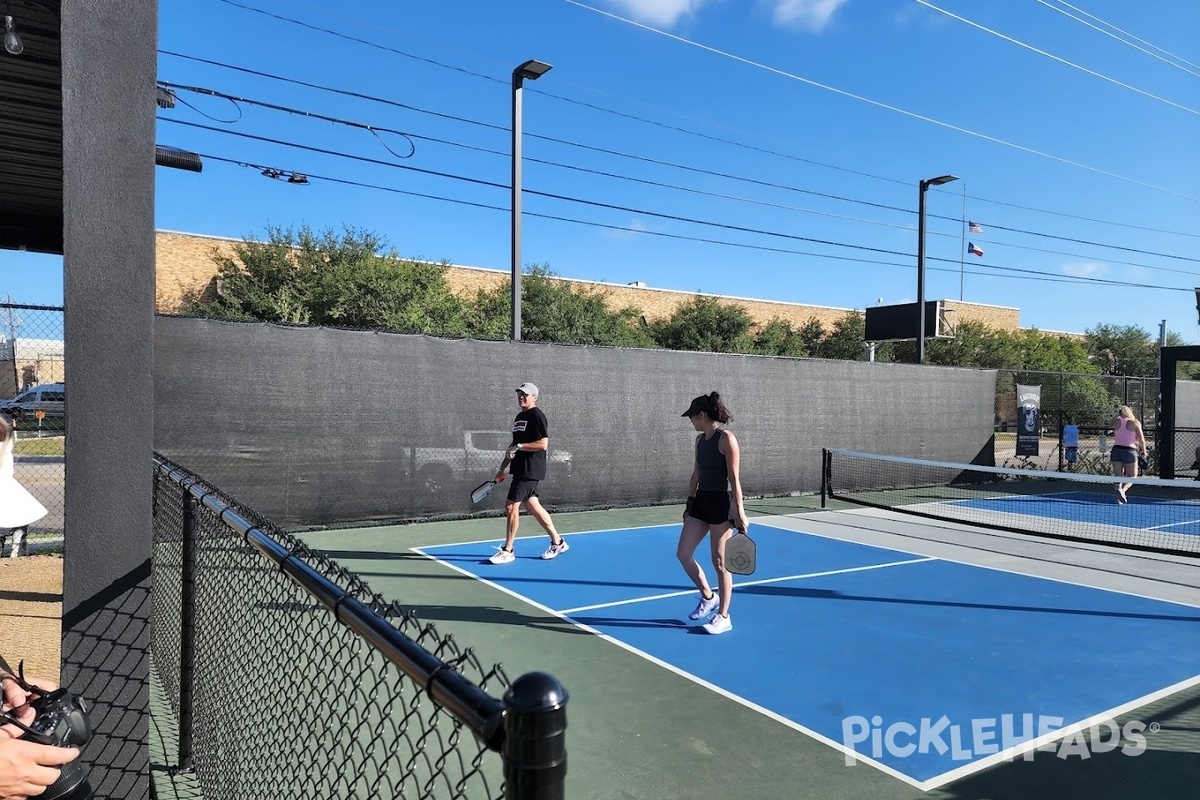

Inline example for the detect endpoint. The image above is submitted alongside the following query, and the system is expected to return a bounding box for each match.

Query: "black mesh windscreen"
[154,316,997,527]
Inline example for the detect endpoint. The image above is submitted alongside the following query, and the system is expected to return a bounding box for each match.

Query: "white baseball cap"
[516,382,539,397]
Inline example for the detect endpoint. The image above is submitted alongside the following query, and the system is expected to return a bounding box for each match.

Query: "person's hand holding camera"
[1,671,80,800]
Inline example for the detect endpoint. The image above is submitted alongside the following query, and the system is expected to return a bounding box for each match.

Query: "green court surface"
[268,498,1200,800]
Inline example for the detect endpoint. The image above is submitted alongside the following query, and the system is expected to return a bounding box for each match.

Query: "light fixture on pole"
[510,59,552,341]
[917,174,958,364]
[3,15,23,55]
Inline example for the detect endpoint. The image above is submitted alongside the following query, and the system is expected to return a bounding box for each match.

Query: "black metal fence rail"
[151,455,567,800]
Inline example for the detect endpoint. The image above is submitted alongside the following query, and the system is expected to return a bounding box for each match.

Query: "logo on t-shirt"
[512,421,528,433]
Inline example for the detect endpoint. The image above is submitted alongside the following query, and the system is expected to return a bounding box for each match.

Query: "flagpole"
[959,182,967,301]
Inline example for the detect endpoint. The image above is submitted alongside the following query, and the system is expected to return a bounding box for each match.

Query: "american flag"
[968,221,982,233]
[968,242,984,257]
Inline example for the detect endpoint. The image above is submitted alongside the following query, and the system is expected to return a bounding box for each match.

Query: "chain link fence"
[993,369,1199,478]
[1,303,65,553]
[151,456,567,799]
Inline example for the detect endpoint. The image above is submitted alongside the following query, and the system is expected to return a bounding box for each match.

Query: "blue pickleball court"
[416,522,1200,789]
[951,490,1200,537]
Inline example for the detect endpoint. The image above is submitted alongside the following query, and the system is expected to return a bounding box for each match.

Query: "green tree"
[751,318,810,357]
[926,321,1022,368]
[1084,324,1158,376]
[182,226,475,335]
[469,265,655,346]
[812,311,869,360]
[649,296,754,352]
[518,266,656,346]
[310,256,471,333]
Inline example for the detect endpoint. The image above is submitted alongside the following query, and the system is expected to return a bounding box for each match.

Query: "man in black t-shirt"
[488,382,568,565]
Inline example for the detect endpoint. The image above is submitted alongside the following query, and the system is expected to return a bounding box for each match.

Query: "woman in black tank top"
[677,392,748,636]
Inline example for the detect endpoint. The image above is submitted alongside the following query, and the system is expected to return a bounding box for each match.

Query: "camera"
[2,665,94,800]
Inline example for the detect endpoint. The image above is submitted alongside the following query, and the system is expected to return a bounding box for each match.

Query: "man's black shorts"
[507,478,540,503]
[686,490,732,525]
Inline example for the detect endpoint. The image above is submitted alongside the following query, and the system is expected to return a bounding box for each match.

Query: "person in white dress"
[0,415,47,558]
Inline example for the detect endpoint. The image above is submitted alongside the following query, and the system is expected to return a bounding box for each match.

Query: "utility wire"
[1038,0,1200,75]
[159,49,1200,240]
[158,80,416,158]
[159,82,1200,269]
[560,0,1200,202]
[914,0,1200,115]
[172,133,1195,293]
[194,151,1178,291]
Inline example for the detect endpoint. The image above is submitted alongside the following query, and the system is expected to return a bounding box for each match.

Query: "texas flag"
[967,242,984,257]
[968,221,982,233]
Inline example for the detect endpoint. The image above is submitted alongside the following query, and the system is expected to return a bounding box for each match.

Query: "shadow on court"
[932,684,1200,800]
[740,583,1200,623]
[298,506,1200,800]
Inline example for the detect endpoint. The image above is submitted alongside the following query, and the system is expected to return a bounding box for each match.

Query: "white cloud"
[1061,261,1109,279]
[770,0,850,33]
[603,0,712,27]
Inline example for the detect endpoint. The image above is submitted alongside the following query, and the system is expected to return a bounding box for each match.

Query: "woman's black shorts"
[686,490,732,526]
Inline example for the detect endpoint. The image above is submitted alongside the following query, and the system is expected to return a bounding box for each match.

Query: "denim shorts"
[1110,446,1137,465]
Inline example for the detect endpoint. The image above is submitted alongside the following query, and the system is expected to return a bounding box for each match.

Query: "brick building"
[155,229,1024,335]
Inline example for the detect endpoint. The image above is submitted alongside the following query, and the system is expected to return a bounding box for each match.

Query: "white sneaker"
[541,540,569,560]
[702,613,732,635]
[488,547,515,565]
[688,593,720,621]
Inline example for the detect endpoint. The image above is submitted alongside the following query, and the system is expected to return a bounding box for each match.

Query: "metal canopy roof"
[0,1,63,255]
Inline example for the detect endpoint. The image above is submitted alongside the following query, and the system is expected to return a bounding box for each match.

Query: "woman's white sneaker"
[688,593,720,621]
[702,613,732,635]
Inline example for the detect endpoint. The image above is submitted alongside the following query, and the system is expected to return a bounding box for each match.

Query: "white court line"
[408,543,931,791]
[418,521,678,550]
[558,557,936,615]
[1149,519,1200,532]
[412,523,1200,791]
[765,510,1200,610]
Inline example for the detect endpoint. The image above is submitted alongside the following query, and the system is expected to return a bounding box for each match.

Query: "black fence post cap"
[504,672,568,714]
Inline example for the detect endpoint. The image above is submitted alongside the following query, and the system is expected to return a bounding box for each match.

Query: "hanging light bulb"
[3,15,22,56]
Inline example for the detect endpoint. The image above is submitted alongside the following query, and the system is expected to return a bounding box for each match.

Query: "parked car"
[407,430,573,494]
[0,382,66,423]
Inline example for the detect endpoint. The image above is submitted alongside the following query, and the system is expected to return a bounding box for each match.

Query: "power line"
[915,0,1200,115]
[158,80,417,159]
[158,82,1200,270]
[1037,0,1200,75]
[182,146,1194,294]
[192,151,1139,289]
[159,49,1200,242]
[559,0,1200,202]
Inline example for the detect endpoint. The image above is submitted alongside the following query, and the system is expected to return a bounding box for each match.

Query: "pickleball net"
[822,449,1200,556]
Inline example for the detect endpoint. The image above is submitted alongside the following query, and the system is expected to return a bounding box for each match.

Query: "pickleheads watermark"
[841,714,1152,766]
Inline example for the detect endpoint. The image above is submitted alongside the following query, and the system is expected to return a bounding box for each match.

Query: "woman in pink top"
[1110,405,1147,503]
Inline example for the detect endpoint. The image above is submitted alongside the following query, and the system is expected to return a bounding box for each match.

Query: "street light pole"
[917,174,958,364]
[511,59,552,341]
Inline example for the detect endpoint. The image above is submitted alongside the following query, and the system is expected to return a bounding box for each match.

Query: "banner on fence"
[1016,384,1042,456]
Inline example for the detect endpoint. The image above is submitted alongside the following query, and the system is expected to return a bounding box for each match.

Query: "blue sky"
[3,0,1198,341]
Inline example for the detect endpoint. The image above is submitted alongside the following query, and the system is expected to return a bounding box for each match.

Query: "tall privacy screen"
[823,449,1200,556]
[150,456,568,800]
[153,316,997,527]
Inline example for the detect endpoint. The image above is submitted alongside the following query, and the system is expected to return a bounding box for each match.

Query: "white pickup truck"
[409,430,573,494]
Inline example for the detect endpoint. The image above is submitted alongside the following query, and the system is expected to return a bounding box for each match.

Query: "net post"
[178,488,197,770]
[820,449,829,508]
[503,671,568,800]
